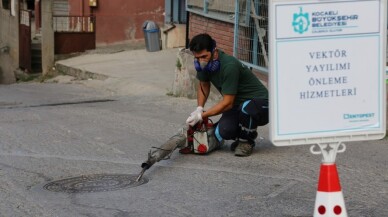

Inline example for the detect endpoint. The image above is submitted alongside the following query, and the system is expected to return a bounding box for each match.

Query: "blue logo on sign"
[292,7,310,34]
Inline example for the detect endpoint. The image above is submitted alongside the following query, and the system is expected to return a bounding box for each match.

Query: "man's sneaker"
[234,140,254,157]
[230,140,239,151]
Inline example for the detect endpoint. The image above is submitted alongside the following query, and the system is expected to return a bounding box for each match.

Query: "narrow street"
[0,82,387,216]
[1,0,387,215]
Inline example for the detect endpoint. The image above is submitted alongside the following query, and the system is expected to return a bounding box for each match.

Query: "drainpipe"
[163,22,176,34]
[185,11,190,48]
[81,0,84,16]
[233,0,239,57]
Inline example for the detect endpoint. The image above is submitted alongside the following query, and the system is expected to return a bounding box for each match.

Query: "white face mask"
[199,61,208,70]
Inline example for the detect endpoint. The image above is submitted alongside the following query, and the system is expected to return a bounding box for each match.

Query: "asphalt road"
[0,82,387,217]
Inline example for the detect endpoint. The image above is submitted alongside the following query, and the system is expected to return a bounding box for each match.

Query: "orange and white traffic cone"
[313,163,348,217]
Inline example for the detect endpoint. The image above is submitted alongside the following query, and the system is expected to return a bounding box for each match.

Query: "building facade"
[0,0,186,83]
[0,0,19,83]
[67,0,165,47]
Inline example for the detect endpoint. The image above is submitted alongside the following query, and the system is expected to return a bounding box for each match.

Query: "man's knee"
[256,112,269,126]
[215,124,239,141]
[240,99,269,126]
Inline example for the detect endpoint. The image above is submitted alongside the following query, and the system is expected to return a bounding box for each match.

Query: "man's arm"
[202,94,235,119]
[197,81,210,107]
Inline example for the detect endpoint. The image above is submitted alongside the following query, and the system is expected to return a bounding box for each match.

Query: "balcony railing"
[53,16,95,33]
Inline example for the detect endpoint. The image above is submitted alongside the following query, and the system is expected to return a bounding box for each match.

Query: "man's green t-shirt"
[197,50,268,106]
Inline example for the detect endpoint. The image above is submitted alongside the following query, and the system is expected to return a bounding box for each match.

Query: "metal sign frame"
[269,0,387,146]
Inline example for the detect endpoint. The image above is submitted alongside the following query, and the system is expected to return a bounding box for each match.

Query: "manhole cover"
[43,174,148,193]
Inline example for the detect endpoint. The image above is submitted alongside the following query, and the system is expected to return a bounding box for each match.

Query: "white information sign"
[269,0,387,146]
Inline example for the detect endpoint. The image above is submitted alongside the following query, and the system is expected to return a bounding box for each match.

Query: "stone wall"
[171,48,221,102]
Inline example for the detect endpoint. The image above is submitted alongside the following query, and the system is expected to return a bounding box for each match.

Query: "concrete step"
[31,43,41,50]
[32,55,41,63]
[31,42,42,73]
[31,65,42,73]
[32,63,42,68]
[32,50,41,57]
[55,63,108,80]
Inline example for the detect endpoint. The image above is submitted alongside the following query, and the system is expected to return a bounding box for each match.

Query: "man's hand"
[186,106,203,126]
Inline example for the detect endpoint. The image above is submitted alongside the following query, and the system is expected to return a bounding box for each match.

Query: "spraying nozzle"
[135,130,187,182]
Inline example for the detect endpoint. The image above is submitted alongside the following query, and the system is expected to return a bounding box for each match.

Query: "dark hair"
[189,33,215,52]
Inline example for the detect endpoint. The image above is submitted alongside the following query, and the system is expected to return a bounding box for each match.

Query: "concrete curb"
[55,63,108,81]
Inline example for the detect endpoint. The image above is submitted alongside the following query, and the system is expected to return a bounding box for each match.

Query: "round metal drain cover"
[43,174,148,193]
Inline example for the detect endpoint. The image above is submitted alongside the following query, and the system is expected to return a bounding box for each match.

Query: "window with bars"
[186,0,269,71]
[2,0,10,9]
[186,0,256,26]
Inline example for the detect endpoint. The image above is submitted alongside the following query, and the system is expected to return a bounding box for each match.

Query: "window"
[2,0,10,9]
[186,0,237,24]
[186,0,261,27]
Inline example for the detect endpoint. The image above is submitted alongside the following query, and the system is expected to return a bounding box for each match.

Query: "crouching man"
[186,33,269,157]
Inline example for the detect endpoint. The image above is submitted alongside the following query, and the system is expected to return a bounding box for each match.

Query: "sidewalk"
[54,48,181,97]
[53,47,388,130]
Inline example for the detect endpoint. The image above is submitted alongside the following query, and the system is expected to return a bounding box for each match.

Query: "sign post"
[269,0,387,216]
